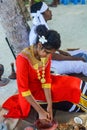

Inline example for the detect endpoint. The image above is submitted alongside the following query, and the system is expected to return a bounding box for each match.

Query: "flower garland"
[34,58,46,83]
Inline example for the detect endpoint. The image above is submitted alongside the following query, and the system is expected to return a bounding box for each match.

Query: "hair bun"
[36,25,48,37]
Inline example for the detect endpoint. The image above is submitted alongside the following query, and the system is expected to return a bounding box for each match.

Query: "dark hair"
[35,25,61,50]
[30,2,42,13]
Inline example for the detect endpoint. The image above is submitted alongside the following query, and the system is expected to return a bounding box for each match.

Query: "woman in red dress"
[2,25,87,121]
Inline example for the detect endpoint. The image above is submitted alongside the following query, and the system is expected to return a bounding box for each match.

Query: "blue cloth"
[73,53,87,62]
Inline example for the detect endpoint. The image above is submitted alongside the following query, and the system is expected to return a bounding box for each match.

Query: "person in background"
[51,49,87,76]
[29,1,87,77]
[29,1,52,45]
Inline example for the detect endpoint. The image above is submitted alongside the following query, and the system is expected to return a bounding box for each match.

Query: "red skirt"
[2,75,81,118]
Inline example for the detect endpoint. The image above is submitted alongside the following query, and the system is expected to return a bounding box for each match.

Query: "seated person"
[2,25,87,121]
[29,2,87,76]
[51,49,87,76]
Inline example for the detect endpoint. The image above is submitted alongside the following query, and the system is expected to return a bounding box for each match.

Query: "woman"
[2,25,87,121]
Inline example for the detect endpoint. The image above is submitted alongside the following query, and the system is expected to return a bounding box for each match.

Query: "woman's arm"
[42,56,53,121]
[43,88,53,121]
[25,94,51,121]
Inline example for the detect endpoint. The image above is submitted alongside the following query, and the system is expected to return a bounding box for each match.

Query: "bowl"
[34,119,58,130]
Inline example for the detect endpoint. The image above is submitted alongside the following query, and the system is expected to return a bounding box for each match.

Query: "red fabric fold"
[2,94,27,118]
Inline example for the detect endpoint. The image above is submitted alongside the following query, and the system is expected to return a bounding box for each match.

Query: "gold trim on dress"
[21,46,49,84]
[21,46,48,67]
[42,83,51,88]
[22,90,31,97]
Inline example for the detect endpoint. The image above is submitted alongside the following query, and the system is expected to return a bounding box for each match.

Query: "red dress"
[2,46,81,118]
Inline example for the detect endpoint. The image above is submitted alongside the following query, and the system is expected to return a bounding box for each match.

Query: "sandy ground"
[49,4,87,50]
[0,3,87,105]
[0,22,17,105]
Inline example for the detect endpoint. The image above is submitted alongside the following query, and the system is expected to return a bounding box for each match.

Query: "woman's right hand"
[39,110,51,122]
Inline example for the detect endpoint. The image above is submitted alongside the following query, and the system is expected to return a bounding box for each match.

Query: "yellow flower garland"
[34,58,46,83]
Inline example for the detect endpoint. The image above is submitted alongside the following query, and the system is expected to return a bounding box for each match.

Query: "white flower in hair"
[39,36,47,44]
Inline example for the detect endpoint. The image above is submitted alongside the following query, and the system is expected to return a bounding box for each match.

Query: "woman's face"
[37,43,56,58]
[42,8,52,21]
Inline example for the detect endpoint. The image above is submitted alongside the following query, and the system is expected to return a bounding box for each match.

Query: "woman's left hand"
[47,104,53,121]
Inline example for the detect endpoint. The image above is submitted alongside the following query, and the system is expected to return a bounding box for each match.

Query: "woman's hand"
[39,110,51,122]
[47,104,53,121]
[42,87,53,121]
